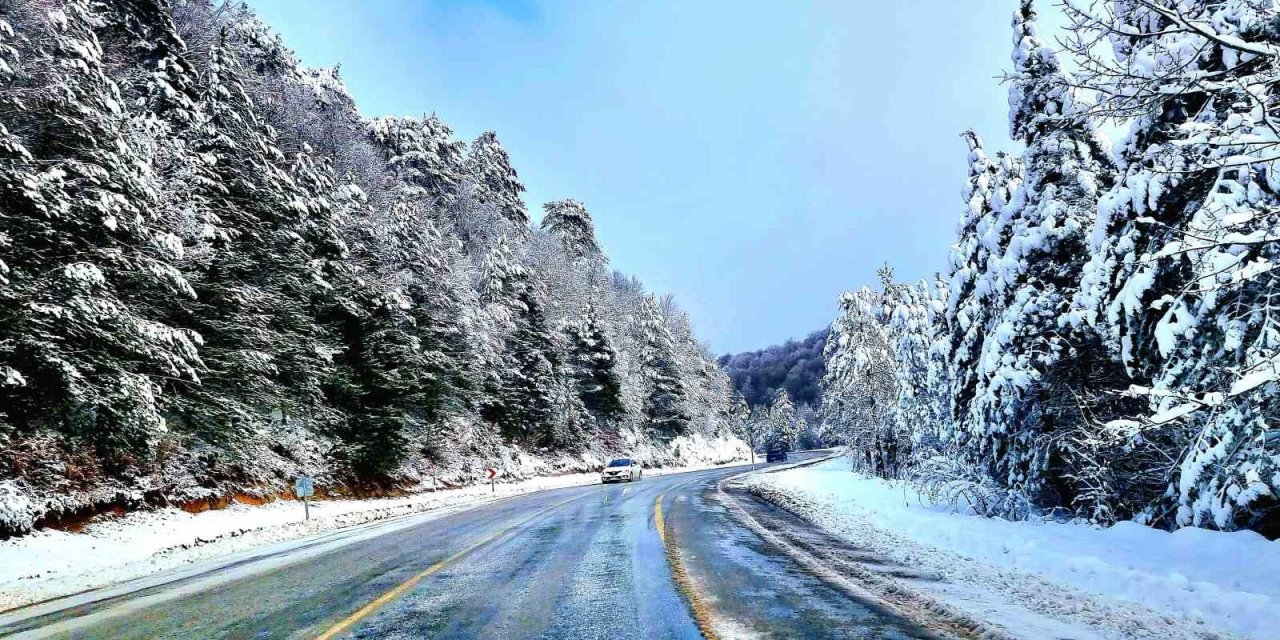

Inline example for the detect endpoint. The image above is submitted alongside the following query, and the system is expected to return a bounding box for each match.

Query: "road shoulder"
[741,460,1240,640]
[661,456,955,639]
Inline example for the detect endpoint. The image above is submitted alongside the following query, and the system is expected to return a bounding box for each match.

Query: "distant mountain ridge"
[718,329,827,408]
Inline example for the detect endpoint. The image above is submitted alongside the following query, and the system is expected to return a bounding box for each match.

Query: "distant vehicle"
[765,447,788,463]
[601,458,643,483]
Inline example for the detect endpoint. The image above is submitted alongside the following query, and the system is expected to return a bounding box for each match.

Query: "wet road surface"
[0,452,954,639]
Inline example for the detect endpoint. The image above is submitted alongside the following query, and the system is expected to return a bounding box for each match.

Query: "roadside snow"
[746,457,1277,640]
[0,440,747,613]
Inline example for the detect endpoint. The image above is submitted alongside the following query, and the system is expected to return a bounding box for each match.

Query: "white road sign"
[295,475,315,498]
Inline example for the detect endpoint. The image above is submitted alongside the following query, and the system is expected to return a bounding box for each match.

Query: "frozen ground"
[0,438,747,613]
[745,456,1280,640]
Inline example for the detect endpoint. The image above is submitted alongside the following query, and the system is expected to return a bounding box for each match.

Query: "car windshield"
[607,459,631,468]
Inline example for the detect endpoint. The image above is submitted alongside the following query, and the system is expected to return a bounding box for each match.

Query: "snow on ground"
[745,456,1278,640]
[0,437,747,613]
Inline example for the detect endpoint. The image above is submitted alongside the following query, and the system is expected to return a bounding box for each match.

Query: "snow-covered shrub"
[0,480,36,536]
[910,455,1036,521]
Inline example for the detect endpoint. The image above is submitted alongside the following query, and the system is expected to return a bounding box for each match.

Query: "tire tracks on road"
[720,477,1002,640]
[312,494,582,640]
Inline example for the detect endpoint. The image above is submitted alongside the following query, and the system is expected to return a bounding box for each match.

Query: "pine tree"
[821,285,901,476]
[880,272,950,456]
[321,179,472,479]
[466,131,529,237]
[745,404,771,454]
[0,0,201,460]
[638,295,689,439]
[476,237,561,447]
[944,132,1022,456]
[99,0,199,123]
[963,0,1122,511]
[726,390,754,446]
[1068,0,1280,531]
[562,303,625,425]
[159,29,342,445]
[368,114,466,215]
[541,199,603,264]
[501,278,561,447]
[765,388,799,453]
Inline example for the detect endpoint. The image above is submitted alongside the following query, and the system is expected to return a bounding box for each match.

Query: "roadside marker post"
[486,467,498,493]
[295,475,315,521]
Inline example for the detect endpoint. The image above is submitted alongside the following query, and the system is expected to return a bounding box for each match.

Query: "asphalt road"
[0,451,950,639]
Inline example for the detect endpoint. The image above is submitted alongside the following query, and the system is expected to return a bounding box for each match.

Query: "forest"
[0,0,747,536]
[819,0,1280,537]
[718,329,826,409]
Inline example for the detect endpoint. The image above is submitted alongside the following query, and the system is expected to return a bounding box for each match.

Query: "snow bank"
[747,457,1278,640]
[664,432,752,467]
[0,450,746,612]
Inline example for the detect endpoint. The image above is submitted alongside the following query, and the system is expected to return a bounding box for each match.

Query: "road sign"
[295,475,315,498]
[295,475,315,522]
[485,468,497,480]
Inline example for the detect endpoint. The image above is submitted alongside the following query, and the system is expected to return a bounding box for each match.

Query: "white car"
[601,458,643,483]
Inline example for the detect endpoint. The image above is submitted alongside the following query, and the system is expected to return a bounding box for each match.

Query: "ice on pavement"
[0,434,747,612]
[746,456,1277,640]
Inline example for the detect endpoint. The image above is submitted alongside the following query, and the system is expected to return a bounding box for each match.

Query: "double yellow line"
[313,497,577,640]
[654,494,720,640]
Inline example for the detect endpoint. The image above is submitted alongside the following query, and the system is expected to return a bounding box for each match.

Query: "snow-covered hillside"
[0,0,750,539]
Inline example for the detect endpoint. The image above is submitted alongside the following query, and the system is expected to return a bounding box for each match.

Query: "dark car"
[765,447,788,463]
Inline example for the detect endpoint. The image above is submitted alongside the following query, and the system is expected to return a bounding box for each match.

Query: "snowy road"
[0,450,953,639]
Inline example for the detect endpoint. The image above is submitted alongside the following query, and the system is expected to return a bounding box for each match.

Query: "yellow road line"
[314,497,576,640]
[654,494,720,640]
[654,494,666,543]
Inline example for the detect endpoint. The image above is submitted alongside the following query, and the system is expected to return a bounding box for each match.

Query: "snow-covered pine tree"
[822,285,902,476]
[655,296,735,438]
[320,173,474,479]
[684,348,740,438]
[476,236,562,447]
[638,295,689,439]
[963,0,1126,513]
[879,271,950,458]
[99,0,199,123]
[944,131,1022,462]
[765,388,800,453]
[0,0,202,459]
[159,27,343,445]
[525,216,599,333]
[502,276,562,448]
[1066,0,1280,532]
[727,391,760,454]
[740,404,772,458]
[466,131,529,242]
[562,303,626,426]
[541,199,604,265]
[368,114,466,221]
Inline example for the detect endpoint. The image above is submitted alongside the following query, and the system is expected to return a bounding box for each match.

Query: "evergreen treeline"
[821,0,1280,537]
[0,0,743,536]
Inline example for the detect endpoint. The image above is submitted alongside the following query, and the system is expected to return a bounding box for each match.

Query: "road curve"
[0,451,945,639]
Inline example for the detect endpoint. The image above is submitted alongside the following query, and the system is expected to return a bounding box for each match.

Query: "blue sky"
[245,0,1069,354]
